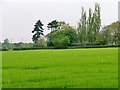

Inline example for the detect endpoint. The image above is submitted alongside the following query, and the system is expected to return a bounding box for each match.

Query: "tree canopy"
[47,27,77,48]
[77,3,101,45]
[47,20,59,32]
[99,21,120,45]
[32,20,44,44]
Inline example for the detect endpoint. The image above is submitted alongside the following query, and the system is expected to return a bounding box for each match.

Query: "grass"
[2,48,118,88]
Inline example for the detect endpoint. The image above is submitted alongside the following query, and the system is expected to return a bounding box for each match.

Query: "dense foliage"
[47,27,77,48]
[77,3,101,45]
[32,20,44,44]
[1,3,119,50]
[99,21,120,45]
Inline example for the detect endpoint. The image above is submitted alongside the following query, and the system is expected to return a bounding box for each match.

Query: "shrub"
[46,27,77,47]
[37,38,47,47]
[53,36,70,49]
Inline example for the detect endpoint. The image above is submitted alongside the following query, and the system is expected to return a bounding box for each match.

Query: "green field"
[2,48,118,88]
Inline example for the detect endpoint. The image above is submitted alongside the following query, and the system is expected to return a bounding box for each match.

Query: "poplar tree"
[79,7,87,44]
[87,8,92,43]
[94,3,101,43]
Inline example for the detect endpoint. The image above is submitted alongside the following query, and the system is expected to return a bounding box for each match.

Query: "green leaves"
[77,3,101,44]
[47,27,77,48]
[100,21,120,45]
[53,36,70,49]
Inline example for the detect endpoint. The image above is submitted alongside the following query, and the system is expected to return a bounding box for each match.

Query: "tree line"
[1,3,120,50]
[31,3,119,48]
[77,3,101,45]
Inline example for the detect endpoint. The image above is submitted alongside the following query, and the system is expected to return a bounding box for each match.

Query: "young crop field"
[2,48,118,88]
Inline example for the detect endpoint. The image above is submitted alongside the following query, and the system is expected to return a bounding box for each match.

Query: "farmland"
[2,48,118,88]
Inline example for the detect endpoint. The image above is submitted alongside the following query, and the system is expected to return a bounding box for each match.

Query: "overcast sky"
[0,0,119,43]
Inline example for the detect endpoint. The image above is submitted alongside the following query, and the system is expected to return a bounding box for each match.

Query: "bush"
[68,44,120,49]
[46,27,77,47]
[53,36,70,49]
[37,38,47,47]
